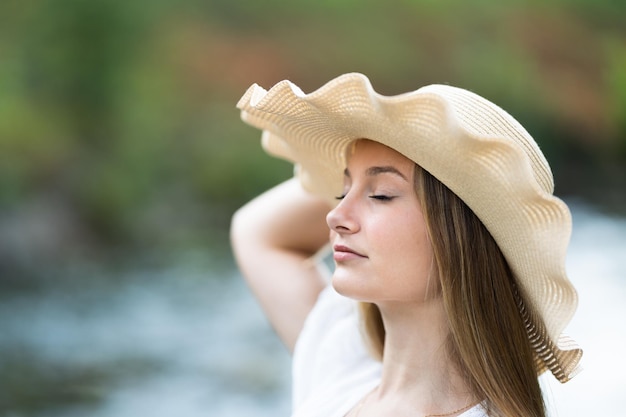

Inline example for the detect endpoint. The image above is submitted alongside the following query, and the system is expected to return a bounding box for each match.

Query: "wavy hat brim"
[237,72,582,381]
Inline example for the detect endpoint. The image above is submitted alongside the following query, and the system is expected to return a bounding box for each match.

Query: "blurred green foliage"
[0,0,625,264]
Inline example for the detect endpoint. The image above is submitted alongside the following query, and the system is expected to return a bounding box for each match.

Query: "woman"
[231,73,582,416]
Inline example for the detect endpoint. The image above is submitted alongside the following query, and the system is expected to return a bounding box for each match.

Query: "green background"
[1,0,625,270]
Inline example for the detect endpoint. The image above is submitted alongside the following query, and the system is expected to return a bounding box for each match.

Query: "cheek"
[386,211,431,255]
[373,213,433,282]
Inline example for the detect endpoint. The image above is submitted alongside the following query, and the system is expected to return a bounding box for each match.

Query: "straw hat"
[237,72,582,382]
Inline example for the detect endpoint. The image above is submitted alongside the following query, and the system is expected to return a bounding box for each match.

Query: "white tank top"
[291,285,487,417]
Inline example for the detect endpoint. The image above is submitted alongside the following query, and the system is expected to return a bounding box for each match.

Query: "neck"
[372,299,475,415]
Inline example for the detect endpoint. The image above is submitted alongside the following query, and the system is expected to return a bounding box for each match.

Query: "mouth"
[333,244,367,262]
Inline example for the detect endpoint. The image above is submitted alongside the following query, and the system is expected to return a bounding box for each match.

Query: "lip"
[333,244,367,262]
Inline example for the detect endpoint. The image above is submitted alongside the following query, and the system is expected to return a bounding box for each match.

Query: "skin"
[231,140,475,416]
[328,140,435,305]
[330,141,472,416]
[230,177,330,351]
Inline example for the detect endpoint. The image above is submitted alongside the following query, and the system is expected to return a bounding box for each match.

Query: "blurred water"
[0,260,292,417]
[0,202,624,417]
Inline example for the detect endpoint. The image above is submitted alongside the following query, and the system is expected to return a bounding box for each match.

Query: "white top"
[291,285,487,417]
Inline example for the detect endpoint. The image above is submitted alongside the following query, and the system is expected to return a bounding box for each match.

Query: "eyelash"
[370,195,394,201]
[334,194,394,201]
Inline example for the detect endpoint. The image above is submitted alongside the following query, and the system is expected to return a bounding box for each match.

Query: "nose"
[326,195,359,234]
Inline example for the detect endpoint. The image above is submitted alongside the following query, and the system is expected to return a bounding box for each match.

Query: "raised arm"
[230,178,332,352]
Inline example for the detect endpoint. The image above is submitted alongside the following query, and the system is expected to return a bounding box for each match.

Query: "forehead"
[347,139,415,171]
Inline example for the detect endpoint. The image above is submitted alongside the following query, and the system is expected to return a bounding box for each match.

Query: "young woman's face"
[327,140,435,304]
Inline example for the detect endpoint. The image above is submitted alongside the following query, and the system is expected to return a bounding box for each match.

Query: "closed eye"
[369,195,394,201]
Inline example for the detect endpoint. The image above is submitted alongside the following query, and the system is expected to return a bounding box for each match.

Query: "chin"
[331,272,373,302]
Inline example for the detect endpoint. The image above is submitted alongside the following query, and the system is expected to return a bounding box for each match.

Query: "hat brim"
[237,72,582,381]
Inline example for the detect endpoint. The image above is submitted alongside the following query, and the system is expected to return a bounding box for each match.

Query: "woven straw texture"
[237,73,582,382]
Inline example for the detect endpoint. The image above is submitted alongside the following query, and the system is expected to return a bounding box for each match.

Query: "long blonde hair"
[359,164,546,417]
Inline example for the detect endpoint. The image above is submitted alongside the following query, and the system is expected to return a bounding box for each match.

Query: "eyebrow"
[343,166,409,181]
